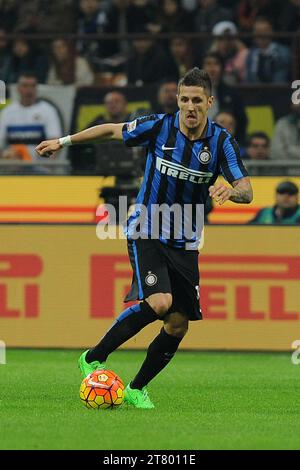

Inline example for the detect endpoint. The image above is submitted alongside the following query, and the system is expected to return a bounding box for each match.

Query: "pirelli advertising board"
[0,225,299,351]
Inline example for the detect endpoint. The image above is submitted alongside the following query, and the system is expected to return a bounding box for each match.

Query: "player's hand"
[35,139,62,158]
[209,184,234,205]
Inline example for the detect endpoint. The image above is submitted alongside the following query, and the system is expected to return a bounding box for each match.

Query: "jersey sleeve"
[122,114,164,148]
[220,134,248,183]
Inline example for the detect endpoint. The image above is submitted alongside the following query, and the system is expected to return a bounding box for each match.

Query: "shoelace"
[142,388,149,399]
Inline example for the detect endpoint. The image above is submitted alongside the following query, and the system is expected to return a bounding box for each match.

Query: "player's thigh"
[127,238,172,303]
[166,250,202,321]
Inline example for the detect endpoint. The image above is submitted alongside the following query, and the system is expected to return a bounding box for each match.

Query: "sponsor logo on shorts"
[145,271,157,286]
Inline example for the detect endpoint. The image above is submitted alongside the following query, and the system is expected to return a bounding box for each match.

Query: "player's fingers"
[218,189,232,205]
[39,145,53,156]
[209,185,222,196]
[35,144,47,156]
[35,141,48,152]
[213,186,228,197]
[210,186,227,199]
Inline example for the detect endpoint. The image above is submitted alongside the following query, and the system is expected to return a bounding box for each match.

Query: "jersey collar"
[174,112,215,139]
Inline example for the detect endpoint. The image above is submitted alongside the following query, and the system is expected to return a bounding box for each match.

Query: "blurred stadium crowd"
[0,0,299,223]
[0,0,298,86]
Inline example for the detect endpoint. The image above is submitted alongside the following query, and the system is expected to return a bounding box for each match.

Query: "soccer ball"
[79,369,125,410]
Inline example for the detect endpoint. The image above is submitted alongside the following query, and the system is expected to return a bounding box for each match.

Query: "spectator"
[8,38,48,83]
[70,89,132,174]
[87,91,131,126]
[103,0,158,38]
[0,28,11,82]
[157,0,192,33]
[156,79,178,114]
[250,181,300,224]
[194,0,233,32]
[215,110,246,157]
[47,39,94,86]
[246,17,291,83]
[169,37,196,79]
[0,0,18,32]
[77,0,111,62]
[235,0,280,32]
[202,52,248,143]
[126,37,178,85]
[130,79,178,118]
[0,72,62,161]
[214,109,236,135]
[245,132,270,160]
[279,0,300,33]
[271,103,300,160]
[210,21,249,84]
[14,0,76,34]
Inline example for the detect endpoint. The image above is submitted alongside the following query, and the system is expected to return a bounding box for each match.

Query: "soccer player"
[36,68,253,409]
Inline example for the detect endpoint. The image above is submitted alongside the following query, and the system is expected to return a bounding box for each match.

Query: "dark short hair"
[215,109,235,119]
[202,52,225,70]
[247,132,270,146]
[18,71,38,82]
[178,67,212,96]
[158,78,178,89]
[254,16,273,27]
[276,181,298,195]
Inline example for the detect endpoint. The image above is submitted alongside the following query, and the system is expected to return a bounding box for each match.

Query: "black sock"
[86,301,158,363]
[130,327,183,390]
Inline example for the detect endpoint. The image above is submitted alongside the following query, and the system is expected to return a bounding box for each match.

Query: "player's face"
[177,85,213,130]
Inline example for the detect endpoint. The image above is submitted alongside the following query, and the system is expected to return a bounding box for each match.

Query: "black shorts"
[124,238,202,321]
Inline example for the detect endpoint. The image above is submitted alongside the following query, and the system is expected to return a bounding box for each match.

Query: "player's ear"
[207,95,214,109]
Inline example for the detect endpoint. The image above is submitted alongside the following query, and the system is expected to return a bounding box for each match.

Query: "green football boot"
[124,383,155,409]
[78,349,106,378]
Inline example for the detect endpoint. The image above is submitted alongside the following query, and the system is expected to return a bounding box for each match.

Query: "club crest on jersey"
[127,119,137,132]
[145,271,157,286]
[197,147,212,164]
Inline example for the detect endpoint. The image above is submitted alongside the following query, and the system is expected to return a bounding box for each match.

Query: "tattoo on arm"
[229,179,253,204]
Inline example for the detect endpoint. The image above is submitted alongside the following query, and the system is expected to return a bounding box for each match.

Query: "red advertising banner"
[0,225,299,350]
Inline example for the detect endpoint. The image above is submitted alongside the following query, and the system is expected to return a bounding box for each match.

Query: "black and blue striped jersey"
[122,112,248,249]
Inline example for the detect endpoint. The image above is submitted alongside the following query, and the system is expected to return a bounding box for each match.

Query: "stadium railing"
[0,160,70,175]
[245,160,300,176]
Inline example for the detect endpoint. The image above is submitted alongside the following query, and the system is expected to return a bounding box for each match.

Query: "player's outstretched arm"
[209,177,253,205]
[35,123,124,157]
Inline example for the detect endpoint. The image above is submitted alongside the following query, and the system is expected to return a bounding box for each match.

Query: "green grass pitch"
[0,349,299,450]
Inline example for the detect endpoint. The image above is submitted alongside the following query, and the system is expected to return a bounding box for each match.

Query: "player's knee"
[146,293,173,318]
[164,313,189,338]
[165,323,188,338]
